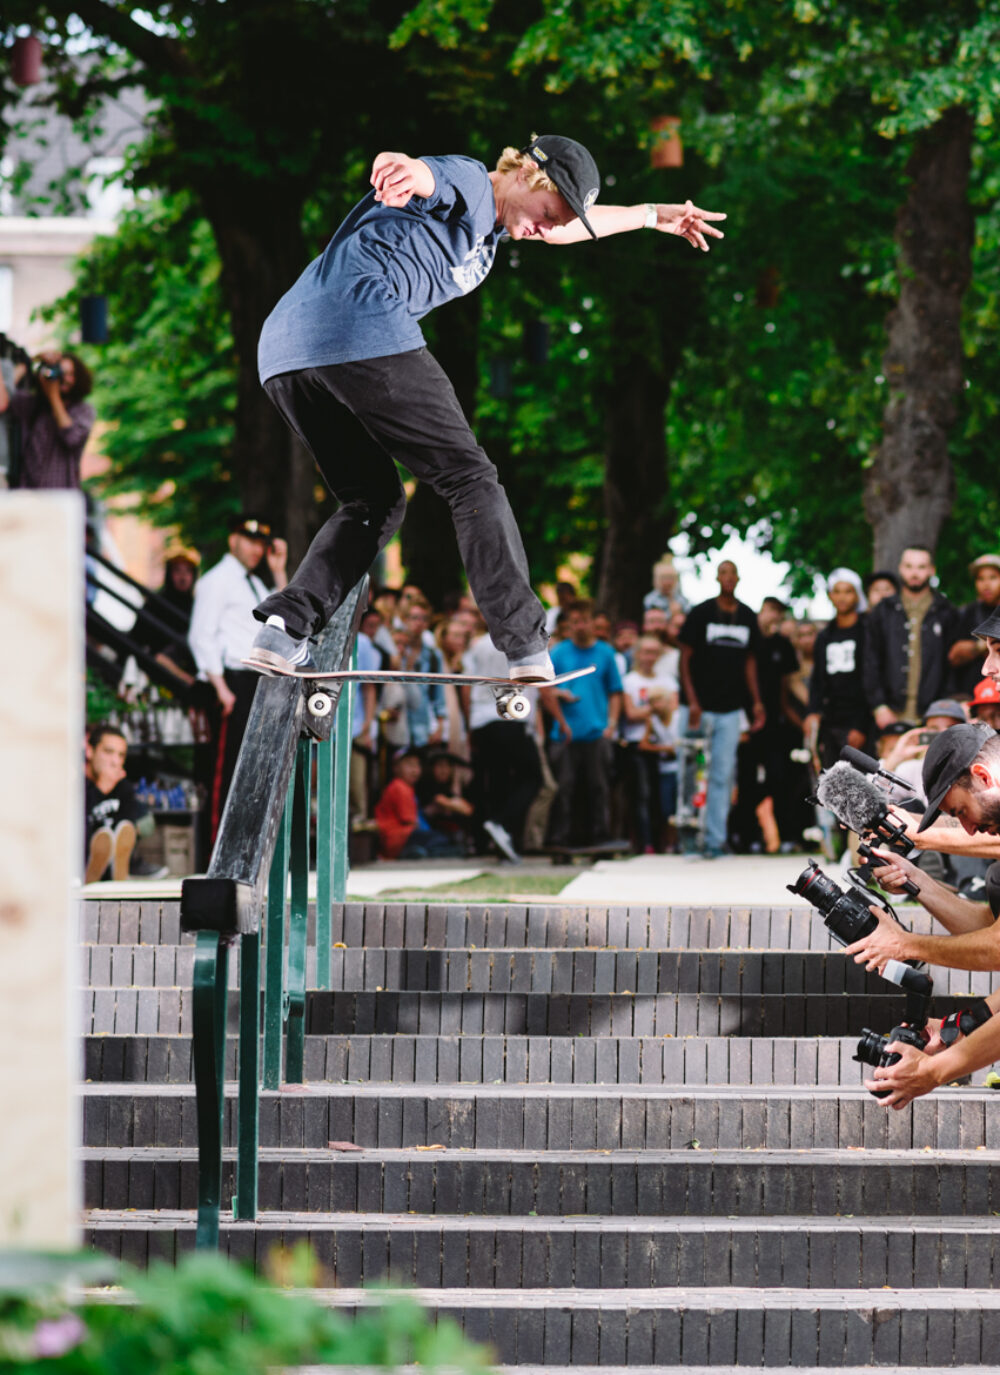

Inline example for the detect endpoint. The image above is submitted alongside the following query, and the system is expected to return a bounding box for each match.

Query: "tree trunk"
[399,294,480,605]
[596,354,672,622]
[205,197,319,570]
[864,107,973,568]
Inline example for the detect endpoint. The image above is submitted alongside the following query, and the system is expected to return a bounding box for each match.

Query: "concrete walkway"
[560,852,817,907]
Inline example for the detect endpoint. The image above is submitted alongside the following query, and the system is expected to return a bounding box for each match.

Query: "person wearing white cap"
[247,136,725,689]
[804,568,872,770]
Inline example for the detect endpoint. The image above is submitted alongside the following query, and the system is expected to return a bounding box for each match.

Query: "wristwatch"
[643,203,658,229]
[939,998,993,1046]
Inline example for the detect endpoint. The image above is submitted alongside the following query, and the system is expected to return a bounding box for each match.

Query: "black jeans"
[547,737,613,847]
[470,720,542,847]
[257,349,547,659]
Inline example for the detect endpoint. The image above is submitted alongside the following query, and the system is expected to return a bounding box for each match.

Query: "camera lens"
[853,1028,886,1068]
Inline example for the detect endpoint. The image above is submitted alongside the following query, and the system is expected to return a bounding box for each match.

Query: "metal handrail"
[86,546,192,633]
[180,576,366,1248]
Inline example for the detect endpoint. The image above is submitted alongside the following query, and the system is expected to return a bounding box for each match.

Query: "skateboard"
[242,659,596,721]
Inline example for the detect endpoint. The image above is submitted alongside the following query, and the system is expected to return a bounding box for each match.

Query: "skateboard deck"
[241,661,596,690]
[241,658,595,721]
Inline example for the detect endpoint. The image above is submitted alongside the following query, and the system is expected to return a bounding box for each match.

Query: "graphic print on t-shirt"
[826,639,857,675]
[450,235,499,294]
[706,621,751,648]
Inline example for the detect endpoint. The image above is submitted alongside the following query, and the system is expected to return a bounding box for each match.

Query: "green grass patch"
[352,870,575,902]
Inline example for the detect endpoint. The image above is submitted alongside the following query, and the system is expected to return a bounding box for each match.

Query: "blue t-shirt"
[549,639,624,742]
[258,155,504,381]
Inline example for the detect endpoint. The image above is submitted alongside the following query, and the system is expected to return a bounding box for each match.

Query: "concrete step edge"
[79,1143,1000,1163]
[82,1208,1000,1235]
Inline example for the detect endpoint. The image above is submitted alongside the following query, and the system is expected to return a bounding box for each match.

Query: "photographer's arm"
[869,848,994,935]
[845,868,999,970]
[869,1002,1000,1108]
[889,806,1000,858]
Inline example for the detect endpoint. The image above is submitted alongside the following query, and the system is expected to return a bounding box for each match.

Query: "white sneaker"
[484,819,521,864]
[507,657,555,683]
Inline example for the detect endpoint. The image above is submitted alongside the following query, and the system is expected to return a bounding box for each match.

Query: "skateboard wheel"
[307,692,333,718]
[500,692,531,721]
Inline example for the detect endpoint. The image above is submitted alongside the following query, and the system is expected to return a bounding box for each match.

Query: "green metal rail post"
[262,790,292,1091]
[234,929,260,1220]
[331,678,353,902]
[192,930,228,1249]
[284,737,312,1084]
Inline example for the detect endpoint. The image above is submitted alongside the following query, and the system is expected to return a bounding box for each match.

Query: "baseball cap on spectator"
[972,678,1000,707]
[969,554,1000,575]
[918,722,994,831]
[521,135,601,239]
[973,608,1000,641]
[879,720,915,736]
[923,699,967,725]
[230,514,273,541]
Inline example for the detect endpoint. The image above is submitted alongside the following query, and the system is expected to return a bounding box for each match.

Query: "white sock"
[266,615,286,630]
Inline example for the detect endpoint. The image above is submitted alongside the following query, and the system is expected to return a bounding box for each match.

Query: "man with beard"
[862,546,956,730]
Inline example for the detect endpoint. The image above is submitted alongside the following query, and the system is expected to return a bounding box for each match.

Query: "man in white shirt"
[188,514,287,835]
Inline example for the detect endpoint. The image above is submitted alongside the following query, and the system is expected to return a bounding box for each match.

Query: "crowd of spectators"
[336,542,1000,865]
[84,494,1000,872]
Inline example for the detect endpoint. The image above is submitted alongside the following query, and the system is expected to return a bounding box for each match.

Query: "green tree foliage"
[44,192,239,553]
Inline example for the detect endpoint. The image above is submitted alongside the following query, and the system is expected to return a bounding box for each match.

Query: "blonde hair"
[647,687,674,724]
[495,146,559,194]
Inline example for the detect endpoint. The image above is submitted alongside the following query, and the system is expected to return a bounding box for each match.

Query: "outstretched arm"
[543,199,725,249]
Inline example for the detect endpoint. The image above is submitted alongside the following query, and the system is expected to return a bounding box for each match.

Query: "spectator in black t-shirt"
[84,724,154,883]
[734,596,798,853]
[679,561,765,857]
[806,568,873,769]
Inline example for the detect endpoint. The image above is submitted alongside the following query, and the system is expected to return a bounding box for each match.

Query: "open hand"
[844,902,910,973]
[266,537,288,579]
[654,200,726,251]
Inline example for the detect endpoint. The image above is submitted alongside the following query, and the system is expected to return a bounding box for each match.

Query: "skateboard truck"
[492,686,531,721]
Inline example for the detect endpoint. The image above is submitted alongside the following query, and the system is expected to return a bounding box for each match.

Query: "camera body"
[787,859,881,946]
[854,1022,929,1098]
[37,360,63,382]
[790,858,935,1097]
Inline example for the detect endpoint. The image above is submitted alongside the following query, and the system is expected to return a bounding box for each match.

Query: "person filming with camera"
[0,349,95,489]
[839,714,1000,1105]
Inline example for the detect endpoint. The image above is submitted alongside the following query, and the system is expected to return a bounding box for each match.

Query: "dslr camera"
[789,859,934,1098]
[37,360,63,382]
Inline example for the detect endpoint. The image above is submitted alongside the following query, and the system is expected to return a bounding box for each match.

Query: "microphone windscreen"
[816,761,888,832]
[840,746,881,775]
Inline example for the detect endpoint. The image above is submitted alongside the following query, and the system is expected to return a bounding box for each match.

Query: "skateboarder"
[249,135,725,681]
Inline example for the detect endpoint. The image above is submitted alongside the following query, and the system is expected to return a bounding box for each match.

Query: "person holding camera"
[188,514,288,837]
[0,349,95,489]
[845,721,1000,978]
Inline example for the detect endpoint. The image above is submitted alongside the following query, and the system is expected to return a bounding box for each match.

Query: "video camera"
[813,749,921,898]
[789,745,936,1100]
[788,858,934,1097]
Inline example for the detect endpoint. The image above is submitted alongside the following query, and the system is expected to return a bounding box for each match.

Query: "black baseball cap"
[522,135,601,239]
[230,514,273,541]
[918,723,990,831]
[973,608,1000,641]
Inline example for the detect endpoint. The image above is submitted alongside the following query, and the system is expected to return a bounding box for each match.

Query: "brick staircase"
[81,896,1000,1369]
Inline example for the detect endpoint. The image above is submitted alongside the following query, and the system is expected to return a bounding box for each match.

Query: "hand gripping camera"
[788,859,934,1098]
